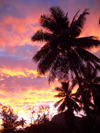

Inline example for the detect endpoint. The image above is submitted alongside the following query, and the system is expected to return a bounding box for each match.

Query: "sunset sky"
[0,0,100,124]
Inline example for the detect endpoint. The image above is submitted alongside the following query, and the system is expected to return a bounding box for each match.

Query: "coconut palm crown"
[54,81,80,113]
[32,6,100,82]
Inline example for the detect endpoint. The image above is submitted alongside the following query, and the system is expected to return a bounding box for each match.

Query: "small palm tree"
[54,81,81,130]
[54,81,80,113]
[19,117,26,128]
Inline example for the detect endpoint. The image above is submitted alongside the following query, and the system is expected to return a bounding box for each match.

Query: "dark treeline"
[1,104,99,133]
[0,104,53,133]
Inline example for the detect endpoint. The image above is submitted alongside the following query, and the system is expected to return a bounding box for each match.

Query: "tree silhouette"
[74,62,100,114]
[83,63,100,114]
[34,105,50,125]
[54,81,80,113]
[0,106,20,132]
[19,117,26,128]
[54,81,81,131]
[32,6,100,132]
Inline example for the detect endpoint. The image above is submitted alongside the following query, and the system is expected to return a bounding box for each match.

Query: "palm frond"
[50,6,65,20]
[58,101,66,112]
[61,82,69,93]
[70,99,80,112]
[33,43,50,62]
[54,99,63,107]
[48,54,70,82]
[37,49,59,74]
[75,88,81,98]
[70,10,80,25]
[50,6,69,32]
[89,101,94,108]
[96,64,100,70]
[91,68,97,80]
[94,77,100,84]
[70,9,89,37]
[31,30,53,42]
[40,7,69,34]
[73,36,100,49]
[55,87,62,92]
[54,92,65,98]
[76,8,89,26]
[40,15,56,33]
[72,96,81,103]
[77,48,100,63]
[86,62,95,80]
[70,48,85,76]
[70,77,78,90]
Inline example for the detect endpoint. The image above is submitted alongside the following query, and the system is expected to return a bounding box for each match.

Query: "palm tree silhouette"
[54,81,80,113]
[32,6,100,132]
[73,62,100,131]
[76,62,100,114]
[54,81,82,132]
[19,117,26,128]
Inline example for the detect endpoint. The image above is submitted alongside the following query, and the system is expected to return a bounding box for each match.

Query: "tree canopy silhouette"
[32,6,100,132]
[73,62,100,114]
[54,81,80,113]
[32,7,100,81]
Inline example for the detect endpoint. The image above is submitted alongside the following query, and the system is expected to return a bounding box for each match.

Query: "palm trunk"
[71,64,94,133]
[67,49,94,133]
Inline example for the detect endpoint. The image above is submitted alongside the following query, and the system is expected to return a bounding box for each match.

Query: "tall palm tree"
[54,81,80,113]
[76,62,100,113]
[32,6,100,132]
[73,62,100,131]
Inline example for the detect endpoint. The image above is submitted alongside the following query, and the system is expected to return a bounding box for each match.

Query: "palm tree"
[1,106,19,132]
[19,117,26,128]
[75,62,100,131]
[32,6,100,132]
[79,62,100,113]
[54,81,81,132]
[54,81,80,113]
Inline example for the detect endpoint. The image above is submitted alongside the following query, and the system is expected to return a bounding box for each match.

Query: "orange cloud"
[0,68,38,77]
[0,83,59,124]
[0,16,39,48]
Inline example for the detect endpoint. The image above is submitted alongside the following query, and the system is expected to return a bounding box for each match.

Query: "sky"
[0,0,100,124]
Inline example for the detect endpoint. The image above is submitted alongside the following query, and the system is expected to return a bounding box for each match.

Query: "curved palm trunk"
[67,49,94,133]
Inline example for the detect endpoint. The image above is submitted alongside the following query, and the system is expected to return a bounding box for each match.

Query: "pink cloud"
[0,0,50,49]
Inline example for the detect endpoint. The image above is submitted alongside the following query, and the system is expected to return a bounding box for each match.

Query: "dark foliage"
[72,62,100,114]
[0,106,26,133]
[32,6,100,82]
[54,81,81,113]
[31,6,100,133]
